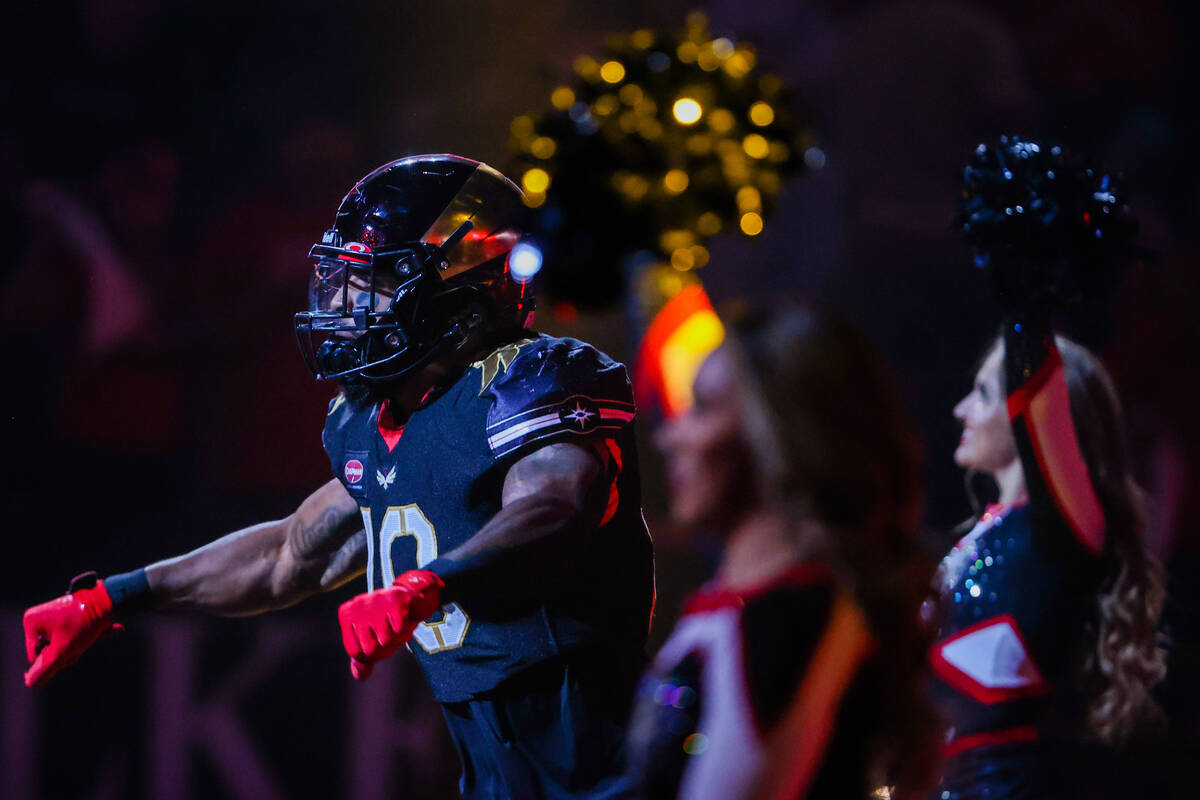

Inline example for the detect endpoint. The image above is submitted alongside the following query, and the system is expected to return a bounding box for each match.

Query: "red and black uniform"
[626,564,879,800]
[930,318,1107,799]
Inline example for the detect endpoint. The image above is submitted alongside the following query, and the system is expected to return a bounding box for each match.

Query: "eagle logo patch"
[376,465,397,489]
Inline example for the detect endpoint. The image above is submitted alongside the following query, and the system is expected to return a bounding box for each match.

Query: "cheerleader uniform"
[930,318,1107,799]
[626,563,879,800]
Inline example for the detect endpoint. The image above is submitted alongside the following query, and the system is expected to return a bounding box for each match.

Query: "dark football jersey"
[322,334,654,703]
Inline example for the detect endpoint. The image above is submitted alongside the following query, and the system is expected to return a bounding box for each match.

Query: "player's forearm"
[427,442,607,603]
[139,478,365,615]
[144,519,306,616]
[429,491,601,604]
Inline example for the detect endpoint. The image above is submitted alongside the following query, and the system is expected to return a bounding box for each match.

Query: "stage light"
[530,136,557,159]
[619,84,644,106]
[631,29,655,49]
[742,133,769,159]
[510,115,535,138]
[638,118,664,140]
[685,134,713,155]
[736,185,761,211]
[551,87,576,110]
[748,101,774,126]
[723,51,753,78]
[601,60,626,83]
[673,98,703,125]
[508,242,544,282]
[697,46,720,72]
[707,108,734,133]
[522,168,551,194]
[593,94,619,116]
[574,56,599,80]
[696,212,721,235]
[663,169,689,194]
[671,247,695,270]
[740,211,764,235]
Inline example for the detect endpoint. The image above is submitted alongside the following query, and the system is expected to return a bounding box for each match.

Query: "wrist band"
[423,557,464,600]
[104,568,154,615]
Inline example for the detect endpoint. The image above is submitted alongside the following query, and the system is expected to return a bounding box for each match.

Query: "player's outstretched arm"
[147,478,366,615]
[23,478,365,688]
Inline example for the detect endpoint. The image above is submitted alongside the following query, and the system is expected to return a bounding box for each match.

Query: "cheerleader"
[628,304,939,799]
[930,137,1166,798]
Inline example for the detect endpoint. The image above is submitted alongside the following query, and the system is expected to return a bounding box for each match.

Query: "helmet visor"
[307,257,398,329]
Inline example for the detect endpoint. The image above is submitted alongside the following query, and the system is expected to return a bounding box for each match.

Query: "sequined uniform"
[324,334,655,798]
[930,319,1106,799]
[626,564,879,800]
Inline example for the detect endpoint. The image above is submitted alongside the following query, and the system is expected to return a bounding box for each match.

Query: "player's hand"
[23,574,121,689]
[337,570,444,681]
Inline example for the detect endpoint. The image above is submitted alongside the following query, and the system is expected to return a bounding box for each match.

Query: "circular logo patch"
[344,459,364,484]
[558,396,600,432]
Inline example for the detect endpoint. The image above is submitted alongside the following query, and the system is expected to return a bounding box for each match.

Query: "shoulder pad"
[483,336,636,459]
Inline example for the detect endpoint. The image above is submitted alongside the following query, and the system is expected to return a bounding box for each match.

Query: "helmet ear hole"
[395,256,416,278]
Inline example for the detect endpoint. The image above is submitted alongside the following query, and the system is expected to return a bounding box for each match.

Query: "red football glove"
[23,574,122,689]
[338,570,444,681]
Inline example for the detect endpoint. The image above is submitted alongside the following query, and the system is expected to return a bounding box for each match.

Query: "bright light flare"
[748,101,774,126]
[600,60,626,83]
[672,97,703,125]
[522,168,550,194]
[508,242,544,283]
[740,212,764,235]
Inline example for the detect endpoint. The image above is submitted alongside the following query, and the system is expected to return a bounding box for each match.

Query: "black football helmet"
[294,154,534,383]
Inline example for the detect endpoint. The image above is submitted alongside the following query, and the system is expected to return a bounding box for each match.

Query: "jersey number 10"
[361,505,471,654]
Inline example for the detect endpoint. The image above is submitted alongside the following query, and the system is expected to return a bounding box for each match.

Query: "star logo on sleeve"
[558,397,599,432]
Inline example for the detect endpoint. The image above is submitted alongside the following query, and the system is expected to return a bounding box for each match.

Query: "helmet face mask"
[294,155,534,385]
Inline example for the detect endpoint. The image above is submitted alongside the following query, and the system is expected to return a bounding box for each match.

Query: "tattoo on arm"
[294,504,357,560]
[320,529,368,591]
[281,479,364,594]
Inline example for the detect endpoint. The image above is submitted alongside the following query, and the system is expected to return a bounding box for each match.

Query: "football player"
[23,154,655,799]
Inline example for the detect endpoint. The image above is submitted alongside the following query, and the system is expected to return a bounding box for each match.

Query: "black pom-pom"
[956,136,1139,299]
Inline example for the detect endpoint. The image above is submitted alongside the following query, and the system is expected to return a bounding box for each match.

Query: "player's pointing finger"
[24,642,60,689]
[23,617,41,664]
[349,658,374,681]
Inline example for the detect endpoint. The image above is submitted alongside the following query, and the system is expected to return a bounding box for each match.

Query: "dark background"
[1,0,1198,797]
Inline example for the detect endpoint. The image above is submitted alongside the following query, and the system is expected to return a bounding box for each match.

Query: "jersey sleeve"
[483,337,637,461]
[1003,315,1106,555]
[321,392,352,483]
